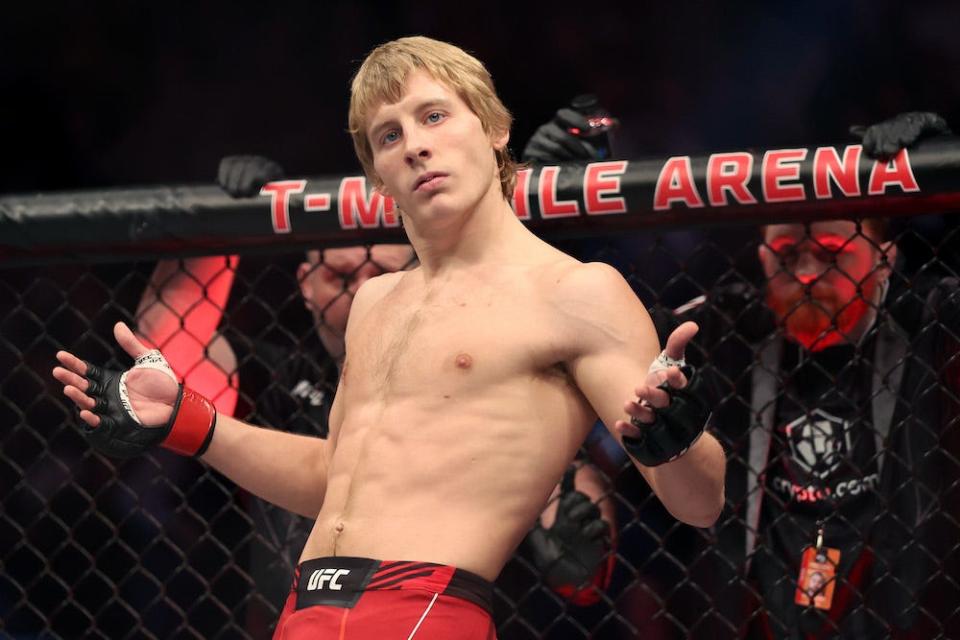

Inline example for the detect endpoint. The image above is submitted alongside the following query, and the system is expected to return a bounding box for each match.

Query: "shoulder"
[931,276,960,304]
[543,260,637,308]
[889,273,960,331]
[349,269,409,322]
[540,260,656,349]
[926,276,960,325]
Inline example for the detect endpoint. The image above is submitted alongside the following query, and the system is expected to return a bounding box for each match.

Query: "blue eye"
[426,112,444,124]
[381,130,399,146]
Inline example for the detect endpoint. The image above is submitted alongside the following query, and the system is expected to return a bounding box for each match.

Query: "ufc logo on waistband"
[306,568,351,591]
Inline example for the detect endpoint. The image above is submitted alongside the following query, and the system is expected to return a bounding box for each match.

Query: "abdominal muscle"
[298,377,594,581]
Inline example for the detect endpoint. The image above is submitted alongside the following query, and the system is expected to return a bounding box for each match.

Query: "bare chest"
[344,284,563,396]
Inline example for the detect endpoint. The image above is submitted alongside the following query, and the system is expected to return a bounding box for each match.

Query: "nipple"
[455,353,473,369]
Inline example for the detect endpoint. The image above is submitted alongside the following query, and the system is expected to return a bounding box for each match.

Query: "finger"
[560,467,576,494]
[217,157,232,191]
[77,409,101,428]
[849,124,867,138]
[227,162,245,195]
[629,386,670,411]
[542,122,596,158]
[624,397,658,421]
[861,128,881,158]
[239,162,262,197]
[614,418,646,439]
[554,107,590,130]
[659,366,688,391]
[55,350,89,377]
[582,519,608,541]
[879,139,901,158]
[897,127,917,148]
[113,322,151,360]
[566,500,600,523]
[663,321,699,361]
[53,366,89,391]
[64,385,96,410]
[524,134,577,162]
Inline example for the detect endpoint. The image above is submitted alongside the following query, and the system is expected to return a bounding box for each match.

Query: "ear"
[879,240,898,275]
[757,243,771,263]
[491,127,510,151]
[373,178,391,199]
[297,261,315,310]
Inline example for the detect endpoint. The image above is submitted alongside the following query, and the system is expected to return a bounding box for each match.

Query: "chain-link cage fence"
[2,146,960,639]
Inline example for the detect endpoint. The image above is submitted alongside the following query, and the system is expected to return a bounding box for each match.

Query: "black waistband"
[294,556,493,614]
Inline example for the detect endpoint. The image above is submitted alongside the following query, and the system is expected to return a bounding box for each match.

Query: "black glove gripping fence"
[2,138,959,639]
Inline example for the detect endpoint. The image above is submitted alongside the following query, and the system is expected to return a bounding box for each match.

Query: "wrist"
[162,386,217,457]
[622,365,710,467]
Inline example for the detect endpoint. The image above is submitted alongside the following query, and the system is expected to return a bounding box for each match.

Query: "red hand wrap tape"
[162,387,216,456]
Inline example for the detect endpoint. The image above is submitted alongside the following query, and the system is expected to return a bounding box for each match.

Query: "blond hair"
[348,36,517,199]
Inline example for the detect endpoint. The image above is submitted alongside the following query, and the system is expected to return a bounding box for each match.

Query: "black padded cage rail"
[2,140,960,639]
[2,137,959,265]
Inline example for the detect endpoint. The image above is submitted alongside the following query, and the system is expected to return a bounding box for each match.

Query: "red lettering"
[304,193,331,211]
[539,166,580,218]
[653,157,703,210]
[813,145,861,199]
[337,177,398,229]
[706,153,756,206]
[584,161,628,215]
[260,180,306,234]
[762,149,807,202]
[868,148,920,195]
[512,168,532,220]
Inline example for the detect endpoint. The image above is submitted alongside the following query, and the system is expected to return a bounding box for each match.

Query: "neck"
[402,184,521,279]
[847,276,889,346]
[789,276,890,353]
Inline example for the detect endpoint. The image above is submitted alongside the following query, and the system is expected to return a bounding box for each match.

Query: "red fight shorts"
[272,556,497,639]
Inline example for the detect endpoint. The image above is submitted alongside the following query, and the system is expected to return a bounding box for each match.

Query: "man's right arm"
[200,412,331,518]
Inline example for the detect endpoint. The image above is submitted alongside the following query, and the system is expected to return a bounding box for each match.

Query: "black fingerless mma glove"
[217,155,286,198]
[526,468,611,604]
[622,365,710,467]
[522,95,613,165]
[850,111,952,159]
[81,360,216,459]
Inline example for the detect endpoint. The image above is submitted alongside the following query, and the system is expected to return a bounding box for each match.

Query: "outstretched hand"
[52,322,178,428]
[614,321,699,440]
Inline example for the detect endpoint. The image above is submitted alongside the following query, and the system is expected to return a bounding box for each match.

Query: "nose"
[403,128,431,166]
[793,250,823,284]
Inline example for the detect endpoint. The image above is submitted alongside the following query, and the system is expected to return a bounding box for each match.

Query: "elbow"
[672,486,725,528]
[684,501,723,529]
[674,501,722,529]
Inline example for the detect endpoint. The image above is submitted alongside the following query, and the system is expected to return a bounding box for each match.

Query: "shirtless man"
[52,36,725,638]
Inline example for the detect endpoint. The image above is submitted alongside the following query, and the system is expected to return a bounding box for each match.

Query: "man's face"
[298,244,414,346]
[365,71,507,226]
[759,220,894,351]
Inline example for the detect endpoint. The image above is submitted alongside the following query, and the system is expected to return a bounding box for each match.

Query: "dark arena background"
[3,2,960,639]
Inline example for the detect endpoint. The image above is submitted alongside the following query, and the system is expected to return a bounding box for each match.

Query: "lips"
[413,172,447,192]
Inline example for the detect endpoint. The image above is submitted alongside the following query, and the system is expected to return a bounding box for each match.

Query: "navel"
[455,353,474,370]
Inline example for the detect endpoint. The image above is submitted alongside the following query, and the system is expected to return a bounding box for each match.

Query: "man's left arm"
[559,262,725,528]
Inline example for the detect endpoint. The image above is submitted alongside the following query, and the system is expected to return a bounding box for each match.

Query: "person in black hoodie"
[525,107,959,638]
